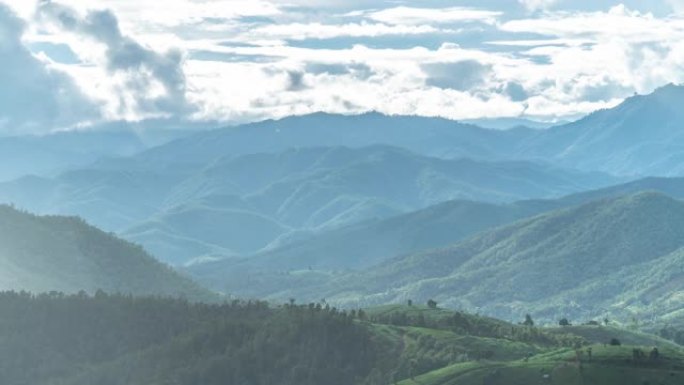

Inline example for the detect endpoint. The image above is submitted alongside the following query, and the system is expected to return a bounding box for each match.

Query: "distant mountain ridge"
[187,176,684,298]
[0,123,200,182]
[3,84,684,267]
[136,112,535,164]
[133,83,684,177]
[3,83,684,186]
[0,145,616,265]
[516,84,684,176]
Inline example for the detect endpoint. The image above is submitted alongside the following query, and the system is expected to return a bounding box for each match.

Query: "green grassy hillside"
[398,345,684,385]
[367,306,684,385]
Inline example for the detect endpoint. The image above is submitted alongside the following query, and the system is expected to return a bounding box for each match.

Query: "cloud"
[518,0,559,12]
[4,0,684,128]
[666,0,684,12]
[500,5,677,41]
[246,22,444,41]
[37,0,193,119]
[285,70,307,91]
[305,62,373,79]
[366,6,502,25]
[422,60,493,91]
[504,82,529,101]
[499,5,684,97]
[0,3,96,133]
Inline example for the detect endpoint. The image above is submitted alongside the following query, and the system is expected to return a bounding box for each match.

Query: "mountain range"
[0,121,200,182]
[0,145,616,265]
[3,84,684,323]
[3,84,684,267]
[235,192,684,327]
[122,84,684,177]
[199,175,684,268]
[517,84,684,176]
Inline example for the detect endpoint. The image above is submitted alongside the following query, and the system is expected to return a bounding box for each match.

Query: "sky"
[2,0,684,134]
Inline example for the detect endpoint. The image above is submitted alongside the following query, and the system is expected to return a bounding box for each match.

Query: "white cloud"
[366,6,502,25]
[518,0,559,12]
[365,6,502,25]
[501,5,681,41]
[2,0,684,129]
[7,0,282,29]
[245,22,444,40]
[667,0,684,12]
[498,5,684,96]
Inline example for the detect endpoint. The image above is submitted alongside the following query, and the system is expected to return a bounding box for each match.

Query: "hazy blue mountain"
[6,83,684,184]
[0,205,212,300]
[518,84,684,176]
[188,199,541,278]
[186,176,684,297]
[462,117,568,130]
[0,121,206,182]
[0,145,618,265]
[123,204,290,263]
[130,84,684,178]
[135,112,537,165]
[0,130,146,182]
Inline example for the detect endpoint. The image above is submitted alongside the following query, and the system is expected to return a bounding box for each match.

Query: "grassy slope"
[377,306,684,385]
[399,345,684,385]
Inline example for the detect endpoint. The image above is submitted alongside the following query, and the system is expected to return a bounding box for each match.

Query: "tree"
[632,348,645,361]
[522,314,534,327]
[427,299,438,309]
[559,318,571,327]
[650,347,660,360]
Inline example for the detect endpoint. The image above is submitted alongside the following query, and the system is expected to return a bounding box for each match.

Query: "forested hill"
[286,192,684,325]
[2,292,683,385]
[0,205,212,300]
